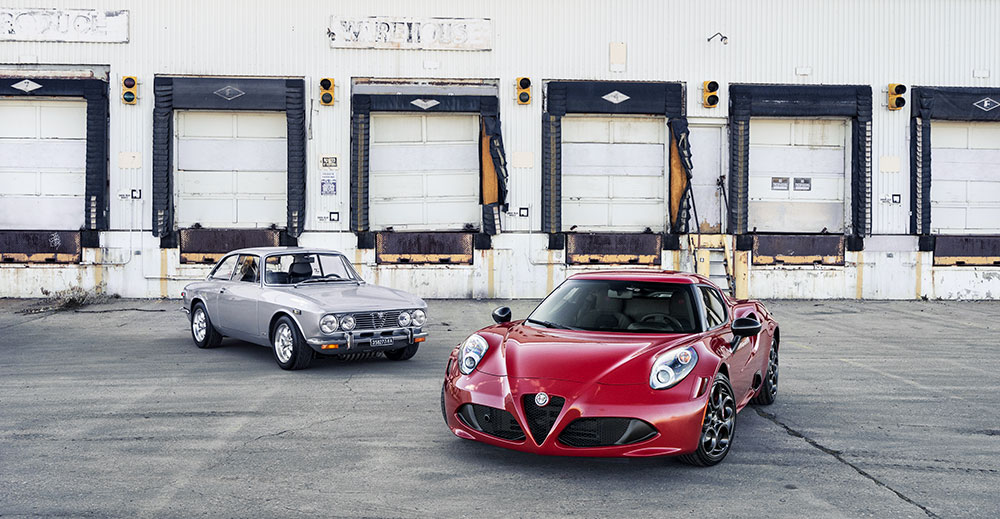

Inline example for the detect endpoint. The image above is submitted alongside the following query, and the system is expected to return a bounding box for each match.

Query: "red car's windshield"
[526,279,699,333]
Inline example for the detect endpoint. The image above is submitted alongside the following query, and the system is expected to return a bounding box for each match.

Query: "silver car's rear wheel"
[192,308,207,342]
[273,323,294,364]
[190,302,222,349]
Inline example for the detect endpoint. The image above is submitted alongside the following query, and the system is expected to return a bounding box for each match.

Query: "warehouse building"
[1,0,999,299]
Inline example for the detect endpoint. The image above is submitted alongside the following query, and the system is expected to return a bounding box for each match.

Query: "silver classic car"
[181,247,428,370]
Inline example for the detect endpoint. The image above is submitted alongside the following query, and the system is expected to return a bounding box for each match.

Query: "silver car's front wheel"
[271,316,312,370]
[273,323,294,364]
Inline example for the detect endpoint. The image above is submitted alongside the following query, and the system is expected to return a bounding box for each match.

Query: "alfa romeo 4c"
[441,271,779,466]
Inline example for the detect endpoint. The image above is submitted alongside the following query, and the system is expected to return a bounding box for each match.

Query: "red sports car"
[441,270,779,466]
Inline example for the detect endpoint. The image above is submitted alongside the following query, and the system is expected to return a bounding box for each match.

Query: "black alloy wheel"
[679,372,736,467]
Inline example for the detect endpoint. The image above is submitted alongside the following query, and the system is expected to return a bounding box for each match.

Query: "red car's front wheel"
[679,373,736,466]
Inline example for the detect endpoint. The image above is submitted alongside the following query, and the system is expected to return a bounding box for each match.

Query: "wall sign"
[793,177,812,191]
[771,177,789,191]
[319,155,340,170]
[320,171,337,196]
[327,16,492,51]
[0,8,129,43]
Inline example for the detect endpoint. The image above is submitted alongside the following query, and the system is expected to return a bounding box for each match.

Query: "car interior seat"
[578,294,632,330]
[669,290,695,331]
[288,262,313,284]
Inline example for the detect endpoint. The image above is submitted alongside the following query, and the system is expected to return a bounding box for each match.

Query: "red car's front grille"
[522,394,566,445]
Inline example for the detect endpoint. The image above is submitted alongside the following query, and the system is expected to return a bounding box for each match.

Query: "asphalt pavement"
[1,297,998,518]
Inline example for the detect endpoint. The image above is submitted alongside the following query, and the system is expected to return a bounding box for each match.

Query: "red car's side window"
[699,286,727,330]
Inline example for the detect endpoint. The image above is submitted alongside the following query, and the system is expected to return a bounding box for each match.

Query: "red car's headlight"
[650,346,699,390]
[459,334,489,375]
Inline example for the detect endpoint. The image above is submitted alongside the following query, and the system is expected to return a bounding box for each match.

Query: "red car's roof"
[567,270,709,284]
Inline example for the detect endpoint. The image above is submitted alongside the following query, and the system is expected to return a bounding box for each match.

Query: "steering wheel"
[639,313,683,330]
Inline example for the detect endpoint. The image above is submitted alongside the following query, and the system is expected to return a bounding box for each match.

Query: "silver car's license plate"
[371,337,394,347]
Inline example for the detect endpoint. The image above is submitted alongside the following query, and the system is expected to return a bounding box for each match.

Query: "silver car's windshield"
[263,253,361,285]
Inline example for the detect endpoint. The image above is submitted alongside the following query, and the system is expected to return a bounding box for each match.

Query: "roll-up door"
[748,118,848,233]
[174,111,287,229]
[930,121,1000,234]
[369,113,480,231]
[689,125,725,232]
[561,115,667,232]
[0,98,87,230]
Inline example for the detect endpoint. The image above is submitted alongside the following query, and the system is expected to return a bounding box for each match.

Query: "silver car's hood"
[275,282,425,312]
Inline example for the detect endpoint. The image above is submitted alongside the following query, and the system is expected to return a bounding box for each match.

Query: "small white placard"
[319,155,339,170]
[118,152,141,169]
[795,66,812,76]
[879,155,901,172]
[511,151,534,168]
[609,42,627,72]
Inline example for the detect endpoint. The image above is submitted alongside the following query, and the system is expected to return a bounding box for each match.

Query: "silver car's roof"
[224,246,345,256]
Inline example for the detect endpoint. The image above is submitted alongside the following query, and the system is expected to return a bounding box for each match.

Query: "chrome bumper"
[306,327,427,352]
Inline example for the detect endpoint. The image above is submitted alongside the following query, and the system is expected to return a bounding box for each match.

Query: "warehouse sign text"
[327,16,492,51]
[0,8,129,43]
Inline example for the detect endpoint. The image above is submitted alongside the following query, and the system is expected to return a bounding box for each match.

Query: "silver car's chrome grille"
[352,310,401,330]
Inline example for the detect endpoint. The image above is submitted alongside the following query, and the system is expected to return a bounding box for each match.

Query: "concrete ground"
[1,297,997,518]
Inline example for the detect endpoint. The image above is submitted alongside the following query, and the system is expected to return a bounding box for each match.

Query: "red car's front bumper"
[443,369,711,457]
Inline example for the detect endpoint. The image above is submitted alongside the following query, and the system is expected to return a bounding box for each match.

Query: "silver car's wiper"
[526,318,580,331]
[294,276,359,287]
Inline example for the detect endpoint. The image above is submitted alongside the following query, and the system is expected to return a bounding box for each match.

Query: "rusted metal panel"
[934,236,1000,266]
[566,233,661,265]
[178,229,280,264]
[0,231,81,263]
[376,232,473,264]
[752,234,845,265]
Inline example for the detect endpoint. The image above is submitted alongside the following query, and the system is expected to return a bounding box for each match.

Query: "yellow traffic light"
[516,77,531,105]
[319,78,334,106]
[702,81,720,108]
[888,83,906,110]
[121,76,137,105]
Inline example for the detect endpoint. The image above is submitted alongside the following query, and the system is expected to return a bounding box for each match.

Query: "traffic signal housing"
[702,81,720,108]
[516,77,531,105]
[888,83,906,110]
[121,76,137,105]
[319,78,334,106]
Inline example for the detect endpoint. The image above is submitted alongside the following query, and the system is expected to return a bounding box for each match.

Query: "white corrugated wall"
[1,0,999,297]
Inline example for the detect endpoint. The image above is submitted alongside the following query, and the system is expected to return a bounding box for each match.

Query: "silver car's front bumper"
[306,327,427,353]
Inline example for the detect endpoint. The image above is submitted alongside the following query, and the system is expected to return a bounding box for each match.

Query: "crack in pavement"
[753,407,940,519]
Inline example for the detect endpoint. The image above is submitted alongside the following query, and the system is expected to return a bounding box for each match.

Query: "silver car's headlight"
[412,309,426,326]
[397,311,412,327]
[650,346,699,390]
[319,315,339,334]
[459,334,489,375]
[340,315,356,331]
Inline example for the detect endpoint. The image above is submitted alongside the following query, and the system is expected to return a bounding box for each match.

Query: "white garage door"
[930,121,1000,234]
[0,98,86,230]
[369,113,480,231]
[174,111,287,229]
[562,115,666,232]
[748,118,848,233]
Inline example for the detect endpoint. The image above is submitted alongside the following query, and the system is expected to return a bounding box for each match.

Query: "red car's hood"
[477,322,693,384]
